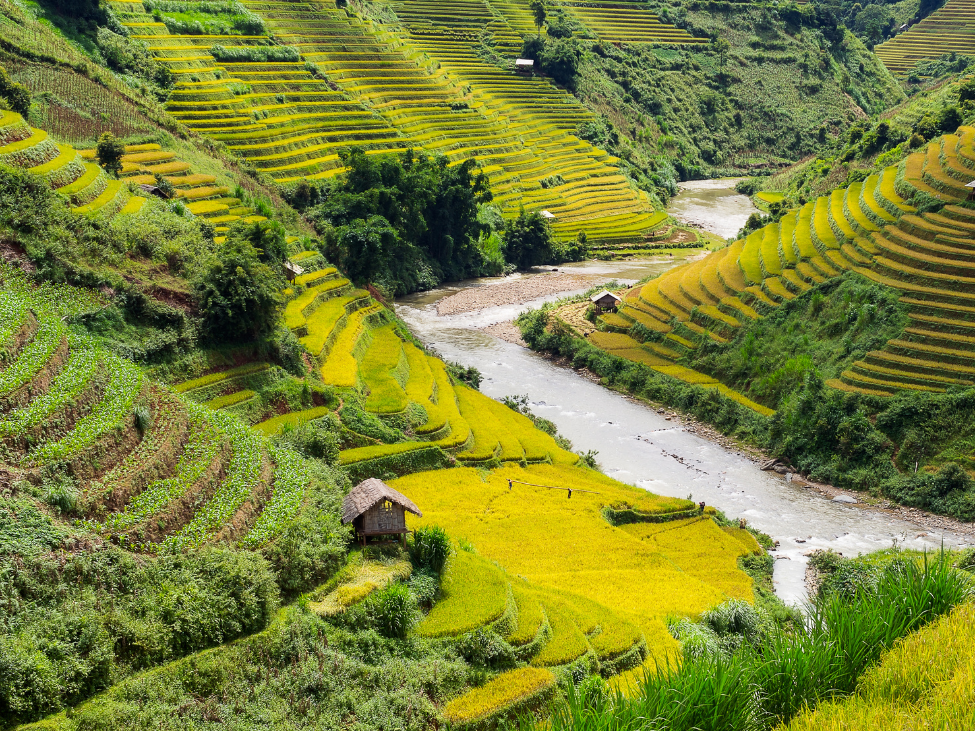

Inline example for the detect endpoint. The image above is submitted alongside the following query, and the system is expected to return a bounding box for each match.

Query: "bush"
[192,233,284,344]
[410,525,452,573]
[95,132,125,178]
[366,582,416,639]
[503,208,554,270]
[0,64,30,117]
[0,546,281,724]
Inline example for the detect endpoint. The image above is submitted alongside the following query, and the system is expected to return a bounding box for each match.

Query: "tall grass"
[541,553,971,731]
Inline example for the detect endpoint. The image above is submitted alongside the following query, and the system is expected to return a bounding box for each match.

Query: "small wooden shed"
[515,58,535,74]
[590,290,622,313]
[341,478,422,545]
[284,260,305,282]
[966,180,975,201]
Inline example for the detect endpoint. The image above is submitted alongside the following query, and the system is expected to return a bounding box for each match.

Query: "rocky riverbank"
[436,270,600,316]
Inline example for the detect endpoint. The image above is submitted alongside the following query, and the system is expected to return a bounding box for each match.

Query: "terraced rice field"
[107,0,693,243]
[0,267,312,552]
[560,0,706,44]
[559,126,975,400]
[0,109,136,218]
[395,464,759,675]
[875,0,975,75]
[0,109,268,237]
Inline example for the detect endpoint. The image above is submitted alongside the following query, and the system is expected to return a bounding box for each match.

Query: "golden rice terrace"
[107,0,705,243]
[563,126,975,401]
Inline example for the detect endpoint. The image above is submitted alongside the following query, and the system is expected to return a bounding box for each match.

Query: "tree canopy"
[310,148,493,294]
[192,226,284,344]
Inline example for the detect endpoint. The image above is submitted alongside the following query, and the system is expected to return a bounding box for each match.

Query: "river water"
[668,178,758,240]
[396,182,970,607]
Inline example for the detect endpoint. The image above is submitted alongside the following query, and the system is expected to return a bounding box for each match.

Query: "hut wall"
[361,501,407,533]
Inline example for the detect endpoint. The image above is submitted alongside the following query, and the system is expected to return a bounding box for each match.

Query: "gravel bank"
[436,271,600,316]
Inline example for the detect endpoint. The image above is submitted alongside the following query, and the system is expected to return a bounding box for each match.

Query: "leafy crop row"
[240,446,309,548]
[0,318,65,399]
[24,354,144,465]
[164,410,265,550]
[0,347,101,436]
[95,404,223,534]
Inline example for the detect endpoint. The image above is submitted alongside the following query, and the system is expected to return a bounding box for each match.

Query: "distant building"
[540,210,555,219]
[284,261,304,282]
[590,290,622,312]
[341,478,423,545]
[138,184,170,199]
[515,58,534,74]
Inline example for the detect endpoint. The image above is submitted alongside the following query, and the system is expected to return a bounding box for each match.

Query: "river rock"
[832,495,858,504]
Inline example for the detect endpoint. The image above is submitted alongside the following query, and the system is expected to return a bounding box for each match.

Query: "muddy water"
[395,183,970,607]
[668,178,759,240]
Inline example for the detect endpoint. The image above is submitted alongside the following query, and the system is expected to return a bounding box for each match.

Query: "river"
[395,181,970,607]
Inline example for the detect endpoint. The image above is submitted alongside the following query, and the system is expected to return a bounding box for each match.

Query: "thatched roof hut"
[590,290,622,312]
[342,478,422,544]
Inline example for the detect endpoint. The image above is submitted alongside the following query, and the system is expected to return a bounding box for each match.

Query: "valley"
[2,0,975,729]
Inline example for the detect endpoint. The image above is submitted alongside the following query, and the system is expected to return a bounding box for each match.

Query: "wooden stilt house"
[341,478,422,545]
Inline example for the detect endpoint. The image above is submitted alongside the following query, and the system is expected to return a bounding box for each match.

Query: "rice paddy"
[564,125,975,402]
[104,0,695,244]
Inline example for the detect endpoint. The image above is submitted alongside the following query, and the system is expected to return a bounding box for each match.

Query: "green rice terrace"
[106,0,691,244]
[551,125,975,404]
[876,0,975,76]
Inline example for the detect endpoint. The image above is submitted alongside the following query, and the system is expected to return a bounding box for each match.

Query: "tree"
[311,147,491,294]
[96,132,125,178]
[530,0,546,37]
[503,208,554,270]
[713,38,730,71]
[192,236,284,343]
[541,37,581,90]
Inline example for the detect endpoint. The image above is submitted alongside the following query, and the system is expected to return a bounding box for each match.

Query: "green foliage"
[39,465,78,514]
[517,305,768,442]
[192,233,284,345]
[0,496,67,555]
[209,44,300,63]
[312,147,492,295]
[39,606,473,731]
[503,208,555,270]
[95,132,124,178]
[0,64,31,117]
[260,462,349,597]
[447,360,483,389]
[366,582,416,639]
[272,415,341,465]
[0,546,280,724]
[529,0,546,34]
[574,5,902,205]
[688,273,907,408]
[543,553,970,731]
[410,525,451,574]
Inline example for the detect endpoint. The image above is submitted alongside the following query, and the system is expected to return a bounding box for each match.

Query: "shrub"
[410,525,451,574]
[0,64,30,117]
[503,208,554,270]
[366,582,415,639]
[95,132,125,178]
[192,234,284,344]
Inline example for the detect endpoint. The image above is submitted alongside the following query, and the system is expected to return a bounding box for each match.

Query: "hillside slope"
[106,0,686,244]
[551,125,975,401]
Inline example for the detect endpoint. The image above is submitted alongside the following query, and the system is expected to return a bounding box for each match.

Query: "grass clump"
[539,551,971,731]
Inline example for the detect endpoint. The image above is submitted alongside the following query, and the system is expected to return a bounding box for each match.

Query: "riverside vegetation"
[2,0,975,729]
